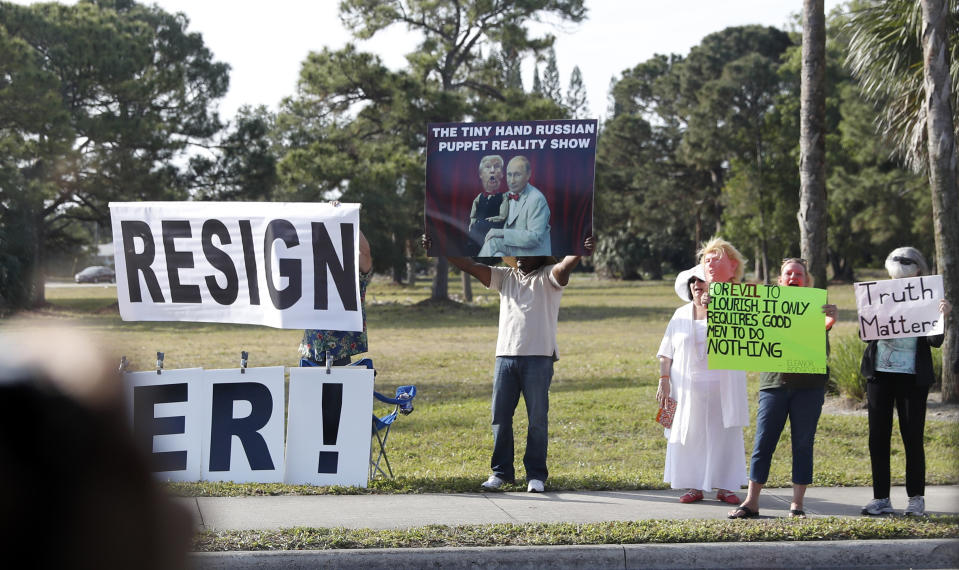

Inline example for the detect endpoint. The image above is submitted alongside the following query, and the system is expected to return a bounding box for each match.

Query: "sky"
[10,0,846,122]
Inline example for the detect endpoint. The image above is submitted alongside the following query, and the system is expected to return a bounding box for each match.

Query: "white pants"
[664,379,747,491]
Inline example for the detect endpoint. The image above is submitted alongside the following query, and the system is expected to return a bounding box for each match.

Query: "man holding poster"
[423,234,595,493]
[859,247,952,518]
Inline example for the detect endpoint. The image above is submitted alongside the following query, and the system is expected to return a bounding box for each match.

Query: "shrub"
[829,333,867,402]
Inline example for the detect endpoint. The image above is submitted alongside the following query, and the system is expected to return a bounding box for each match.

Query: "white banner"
[109,201,362,330]
[855,275,945,341]
[285,367,374,488]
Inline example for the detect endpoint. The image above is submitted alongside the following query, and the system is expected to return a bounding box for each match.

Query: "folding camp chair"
[299,356,416,480]
[370,384,417,480]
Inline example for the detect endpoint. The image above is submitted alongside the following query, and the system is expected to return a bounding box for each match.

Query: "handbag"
[656,397,677,429]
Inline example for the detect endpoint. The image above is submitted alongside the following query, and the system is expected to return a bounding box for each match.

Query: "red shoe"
[716,490,740,504]
[679,489,704,503]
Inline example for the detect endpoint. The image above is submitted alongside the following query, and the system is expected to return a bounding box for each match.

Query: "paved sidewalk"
[183,485,959,531]
[187,486,959,569]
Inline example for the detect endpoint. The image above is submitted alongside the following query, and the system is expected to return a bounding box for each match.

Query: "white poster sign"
[109,201,362,331]
[201,367,286,483]
[855,275,945,341]
[125,369,205,482]
[285,367,374,487]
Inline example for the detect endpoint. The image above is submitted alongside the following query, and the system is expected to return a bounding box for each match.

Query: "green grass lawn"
[13,274,958,495]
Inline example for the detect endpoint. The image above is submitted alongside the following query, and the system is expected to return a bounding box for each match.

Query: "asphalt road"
[46,281,116,288]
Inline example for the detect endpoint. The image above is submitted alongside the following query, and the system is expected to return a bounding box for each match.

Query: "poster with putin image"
[424,119,597,258]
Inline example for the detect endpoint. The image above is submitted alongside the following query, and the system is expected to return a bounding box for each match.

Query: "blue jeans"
[749,386,825,485]
[490,356,553,482]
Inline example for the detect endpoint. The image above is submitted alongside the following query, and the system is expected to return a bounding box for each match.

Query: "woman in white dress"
[655,264,749,504]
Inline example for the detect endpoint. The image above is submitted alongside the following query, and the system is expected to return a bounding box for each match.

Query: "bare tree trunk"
[694,209,703,250]
[28,212,46,307]
[753,247,762,282]
[461,270,473,302]
[391,232,403,284]
[798,0,828,289]
[405,238,417,287]
[432,257,449,301]
[709,167,724,236]
[921,0,959,402]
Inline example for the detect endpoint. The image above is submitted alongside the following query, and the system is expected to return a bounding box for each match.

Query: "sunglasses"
[890,256,916,265]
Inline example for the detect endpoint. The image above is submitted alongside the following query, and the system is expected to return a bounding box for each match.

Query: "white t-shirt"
[488,264,564,359]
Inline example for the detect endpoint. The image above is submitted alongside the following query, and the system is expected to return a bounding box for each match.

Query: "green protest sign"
[706,282,827,374]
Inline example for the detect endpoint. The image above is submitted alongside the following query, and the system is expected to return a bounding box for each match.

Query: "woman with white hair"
[860,247,951,517]
[655,260,749,505]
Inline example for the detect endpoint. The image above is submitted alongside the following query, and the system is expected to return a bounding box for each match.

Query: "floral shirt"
[298,270,371,363]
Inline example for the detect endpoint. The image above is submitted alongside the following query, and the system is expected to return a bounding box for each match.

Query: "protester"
[656,259,749,505]
[0,325,192,569]
[466,154,509,256]
[298,203,373,366]
[478,155,552,257]
[425,234,594,492]
[728,258,838,519]
[860,247,951,517]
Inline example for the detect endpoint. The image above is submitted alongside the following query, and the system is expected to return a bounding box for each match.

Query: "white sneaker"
[481,475,506,490]
[904,495,926,516]
[861,497,894,515]
[527,479,544,493]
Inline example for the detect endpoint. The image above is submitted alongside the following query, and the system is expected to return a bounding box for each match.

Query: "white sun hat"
[674,264,706,302]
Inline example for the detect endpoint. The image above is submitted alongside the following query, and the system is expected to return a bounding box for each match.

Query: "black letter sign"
[264,219,302,310]
[121,220,164,303]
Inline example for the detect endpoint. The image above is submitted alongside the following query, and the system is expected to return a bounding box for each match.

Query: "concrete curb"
[192,538,959,569]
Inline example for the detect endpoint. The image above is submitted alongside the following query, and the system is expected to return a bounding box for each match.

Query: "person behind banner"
[466,154,510,257]
[860,247,951,517]
[425,234,594,493]
[478,155,551,257]
[728,258,838,519]
[655,262,749,506]
[299,207,373,366]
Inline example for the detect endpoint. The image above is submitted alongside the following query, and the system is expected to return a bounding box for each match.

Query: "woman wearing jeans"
[728,258,837,519]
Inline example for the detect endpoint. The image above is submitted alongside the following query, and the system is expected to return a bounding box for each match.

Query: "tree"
[337,0,586,300]
[542,46,563,103]
[846,0,959,400]
[188,106,278,201]
[0,0,228,310]
[532,65,543,94]
[566,65,589,119]
[799,0,829,288]
[677,25,793,265]
[846,0,959,171]
[920,0,959,401]
[273,45,427,282]
[595,53,708,278]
